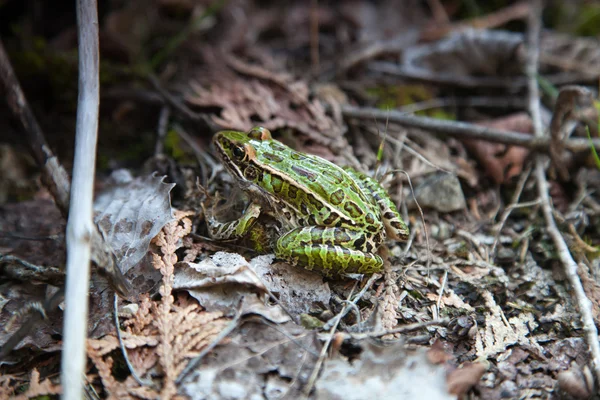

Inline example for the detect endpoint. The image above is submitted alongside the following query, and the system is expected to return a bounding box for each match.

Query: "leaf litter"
[1,1,600,399]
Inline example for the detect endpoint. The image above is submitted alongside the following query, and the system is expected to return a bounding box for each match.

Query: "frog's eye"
[248,127,272,141]
[232,145,245,160]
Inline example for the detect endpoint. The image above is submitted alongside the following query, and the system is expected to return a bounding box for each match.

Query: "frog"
[204,127,409,276]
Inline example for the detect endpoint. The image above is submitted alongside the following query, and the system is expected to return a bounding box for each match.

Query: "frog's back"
[254,141,381,229]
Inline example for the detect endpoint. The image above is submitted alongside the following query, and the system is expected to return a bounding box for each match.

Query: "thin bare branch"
[61,1,101,398]
[341,105,600,152]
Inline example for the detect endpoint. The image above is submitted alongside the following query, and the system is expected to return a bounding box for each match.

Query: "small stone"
[410,173,466,212]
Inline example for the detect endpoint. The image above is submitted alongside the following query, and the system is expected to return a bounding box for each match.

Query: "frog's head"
[213,127,272,181]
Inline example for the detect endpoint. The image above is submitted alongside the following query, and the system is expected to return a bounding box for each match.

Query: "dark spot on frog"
[329,189,345,206]
[384,211,396,220]
[287,185,299,199]
[263,152,284,163]
[343,202,362,219]
[322,214,338,225]
[270,142,287,152]
[364,213,376,225]
[390,221,407,231]
[334,230,352,243]
[366,225,379,233]
[292,166,318,182]
[300,203,310,215]
[323,169,344,184]
[354,236,366,249]
[290,152,307,161]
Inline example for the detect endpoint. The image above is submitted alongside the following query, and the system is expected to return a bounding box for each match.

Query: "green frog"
[204,127,409,276]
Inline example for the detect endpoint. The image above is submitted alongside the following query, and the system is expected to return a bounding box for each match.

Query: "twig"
[491,166,533,257]
[435,270,448,318]
[0,40,70,211]
[344,318,449,340]
[113,295,153,388]
[535,162,600,383]
[61,1,100,398]
[0,254,65,286]
[526,2,543,140]
[525,0,600,386]
[341,105,600,152]
[370,61,592,90]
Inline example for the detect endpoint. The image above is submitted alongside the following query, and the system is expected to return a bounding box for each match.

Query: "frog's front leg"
[275,226,383,276]
[204,202,262,241]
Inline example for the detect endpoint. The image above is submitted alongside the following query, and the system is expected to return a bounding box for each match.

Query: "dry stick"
[341,105,600,152]
[346,318,449,340]
[60,1,100,398]
[525,0,600,386]
[0,41,70,210]
[490,166,533,257]
[113,295,154,388]
[535,163,600,381]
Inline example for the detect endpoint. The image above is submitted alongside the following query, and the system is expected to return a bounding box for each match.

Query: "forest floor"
[1,1,600,399]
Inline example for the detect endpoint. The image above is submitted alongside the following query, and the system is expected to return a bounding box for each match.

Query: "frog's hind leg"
[275,226,383,276]
[343,167,409,241]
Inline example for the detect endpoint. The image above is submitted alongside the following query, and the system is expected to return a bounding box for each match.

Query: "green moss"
[366,84,454,119]
[164,129,186,160]
[300,313,324,329]
[573,4,600,36]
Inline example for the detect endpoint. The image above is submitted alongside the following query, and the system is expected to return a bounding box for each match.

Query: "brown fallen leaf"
[446,362,487,397]
[464,112,532,184]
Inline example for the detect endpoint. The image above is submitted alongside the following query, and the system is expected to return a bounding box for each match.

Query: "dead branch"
[525,0,600,386]
[341,105,600,152]
[60,0,101,398]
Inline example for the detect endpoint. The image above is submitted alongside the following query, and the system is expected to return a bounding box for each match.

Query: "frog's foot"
[205,202,262,241]
[275,226,383,276]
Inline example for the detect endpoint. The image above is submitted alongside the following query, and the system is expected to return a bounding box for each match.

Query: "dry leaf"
[465,113,532,184]
[95,172,175,274]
